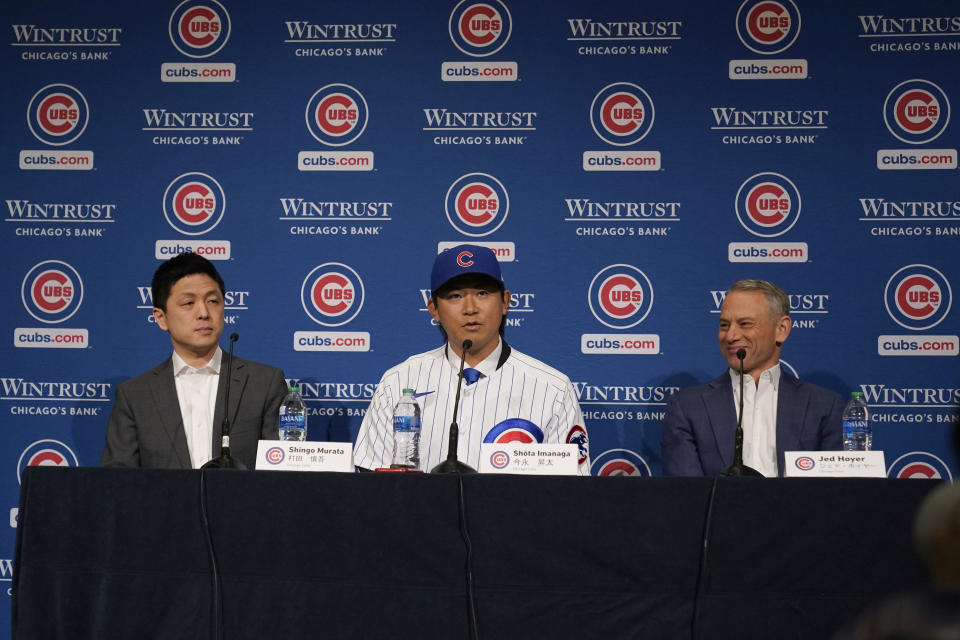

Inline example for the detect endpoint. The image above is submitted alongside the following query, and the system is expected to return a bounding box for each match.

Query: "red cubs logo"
[490,451,510,469]
[457,251,475,267]
[746,182,790,226]
[588,264,654,329]
[27,84,89,146]
[445,172,510,237]
[301,263,365,327]
[17,439,79,484]
[449,0,512,57]
[38,93,79,136]
[884,264,952,331]
[601,92,644,136]
[884,80,951,145]
[735,172,801,238]
[590,82,655,146]
[180,6,221,48]
[173,182,216,225]
[460,4,502,46]
[456,182,499,226]
[736,0,801,55]
[305,84,369,146]
[21,260,84,324]
[312,273,355,316]
[265,447,285,465]
[746,1,791,44]
[32,270,74,314]
[794,456,815,471]
[896,275,941,320]
[169,0,231,58]
[316,94,359,136]
[163,172,226,236]
[894,89,940,134]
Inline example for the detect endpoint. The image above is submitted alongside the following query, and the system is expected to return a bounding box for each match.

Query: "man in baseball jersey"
[353,244,590,474]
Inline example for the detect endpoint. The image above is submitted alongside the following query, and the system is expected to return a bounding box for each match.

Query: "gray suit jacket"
[661,370,843,477]
[101,355,287,469]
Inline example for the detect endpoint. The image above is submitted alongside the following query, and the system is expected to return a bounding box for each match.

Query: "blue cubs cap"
[430,244,503,292]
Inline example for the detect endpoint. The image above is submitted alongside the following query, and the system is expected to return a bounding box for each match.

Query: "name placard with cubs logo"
[479,443,579,475]
[784,451,886,478]
[255,441,353,472]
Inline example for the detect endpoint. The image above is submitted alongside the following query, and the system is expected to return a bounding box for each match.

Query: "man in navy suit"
[661,279,843,477]
[101,253,287,469]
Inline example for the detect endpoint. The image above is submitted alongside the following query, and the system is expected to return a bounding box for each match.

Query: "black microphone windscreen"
[462,339,473,350]
[736,348,746,360]
[230,332,239,343]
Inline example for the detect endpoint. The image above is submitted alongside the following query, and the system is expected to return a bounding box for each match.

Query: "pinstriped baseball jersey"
[353,340,590,474]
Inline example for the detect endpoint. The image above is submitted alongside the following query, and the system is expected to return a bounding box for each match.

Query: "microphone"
[431,339,477,474]
[723,347,762,477]
[202,333,245,470]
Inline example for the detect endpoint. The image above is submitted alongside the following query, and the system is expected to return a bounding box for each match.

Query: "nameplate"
[255,441,353,472]
[784,451,886,478]
[478,443,579,475]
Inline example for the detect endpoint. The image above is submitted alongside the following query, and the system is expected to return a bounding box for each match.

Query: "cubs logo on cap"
[431,244,503,292]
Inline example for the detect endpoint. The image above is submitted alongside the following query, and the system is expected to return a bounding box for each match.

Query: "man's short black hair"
[431,273,508,341]
[151,252,225,312]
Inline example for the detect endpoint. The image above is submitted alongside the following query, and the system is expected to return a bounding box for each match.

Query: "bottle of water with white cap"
[279,386,307,441]
[842,391,871,451]
[391,388,421,469]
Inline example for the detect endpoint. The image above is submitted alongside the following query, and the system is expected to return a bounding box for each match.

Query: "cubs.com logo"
[884,264,952,331]
[883,79,951,145]
[591,448,652,477]
[21,260,84,324]
[735,0,801,55]
[169,0,231,58]
[589,83,655,147]
[735,172,801,238]
[887,451,953,480]
[587,264,654,330]
[163,172,226,236]
[300,263,365,327]
[794,456,815,471]
[444,172,510,237]
[305,84,369,147]
[17,439,79,484]
[26,84,89,146]
[483,418,544,444]
[448,0,512,57]
[265,447,285,465]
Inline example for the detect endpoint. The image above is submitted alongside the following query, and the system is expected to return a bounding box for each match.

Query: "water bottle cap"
[402,388,415,394]
[851,391,863,398]
[289,386,300,392]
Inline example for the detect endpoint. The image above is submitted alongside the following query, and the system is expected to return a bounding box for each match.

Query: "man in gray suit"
[661,279,843,477]
[101,253,287,469]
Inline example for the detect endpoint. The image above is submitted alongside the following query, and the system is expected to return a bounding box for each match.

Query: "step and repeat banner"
[2,0,959,615]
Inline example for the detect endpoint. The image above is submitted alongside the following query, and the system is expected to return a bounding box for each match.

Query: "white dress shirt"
[729,364,781,478]
[172,347,222,469]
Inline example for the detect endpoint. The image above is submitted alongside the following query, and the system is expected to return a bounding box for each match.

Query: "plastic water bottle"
[842,391,871,451]
[279,386,307,441]
[391,388,421,469]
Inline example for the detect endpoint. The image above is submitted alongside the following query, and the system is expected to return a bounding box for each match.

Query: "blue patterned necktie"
[462,368,481,386]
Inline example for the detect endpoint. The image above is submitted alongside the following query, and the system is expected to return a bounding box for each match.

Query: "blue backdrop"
[2,0,959,628]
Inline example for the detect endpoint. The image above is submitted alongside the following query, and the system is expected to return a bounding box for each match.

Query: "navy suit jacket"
[101,356,287,469]
[661,369,843,477]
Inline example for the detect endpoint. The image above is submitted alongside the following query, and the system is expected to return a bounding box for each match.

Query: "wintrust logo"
[11,24,121,62]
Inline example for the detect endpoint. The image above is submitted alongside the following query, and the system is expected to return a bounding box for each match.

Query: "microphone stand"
[202,333,245,470]
[723,348,762,477]
[432,339,477,474]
